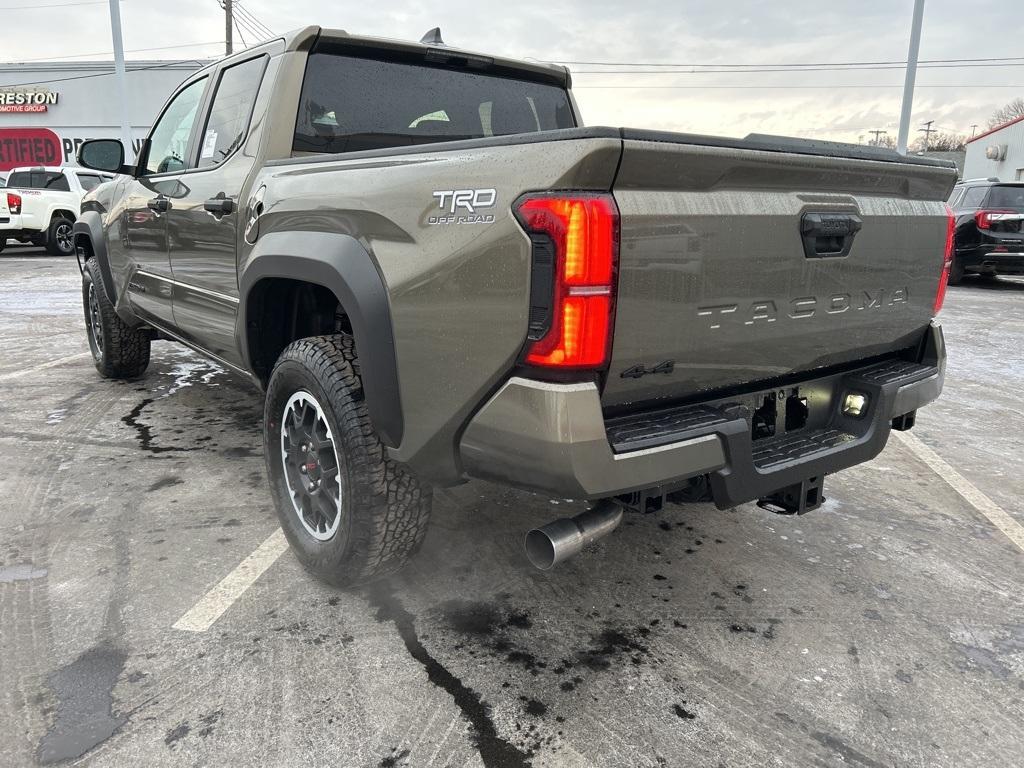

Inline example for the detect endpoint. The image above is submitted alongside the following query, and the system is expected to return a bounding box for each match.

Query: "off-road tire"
[82,258,151,378]
[46,217,75,256]
[264,334,431,587]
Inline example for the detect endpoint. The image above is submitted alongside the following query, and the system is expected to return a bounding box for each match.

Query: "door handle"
[203,194,234,216]
[147,197,170,213]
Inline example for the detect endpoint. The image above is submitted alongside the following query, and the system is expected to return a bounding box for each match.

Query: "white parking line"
[893,430,1024,552]
[172,529,289,632]
[0,351,90,382]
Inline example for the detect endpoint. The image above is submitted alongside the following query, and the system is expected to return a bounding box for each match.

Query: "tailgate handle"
[800,212,862,258]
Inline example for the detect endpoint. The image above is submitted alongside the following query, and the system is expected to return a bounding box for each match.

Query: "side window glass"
[77,174,101,191]
[197,57,265,169]
[962,186,987,208]
[144,77,208,176]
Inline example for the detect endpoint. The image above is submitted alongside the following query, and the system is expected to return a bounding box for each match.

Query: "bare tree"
[926,133,967,152]
[988,97,1024,129]
[908,132,966,153]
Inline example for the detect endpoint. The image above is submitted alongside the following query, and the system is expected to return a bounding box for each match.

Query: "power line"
[554,55,1024,69]
[571,62,1024,75]
[235,3,273,37]
[232,9,269,42]
[0,0,125,8]
[1,58,210,89]
[233,16,248,48]
[572,84,1024,90]
[3,41,223,64]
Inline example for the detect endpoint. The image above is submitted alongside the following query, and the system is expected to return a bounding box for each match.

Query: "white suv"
[0,166,114,255]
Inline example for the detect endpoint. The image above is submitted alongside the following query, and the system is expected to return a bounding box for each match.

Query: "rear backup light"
[842,392,868,417]
[974,209,1015,229]
[514,194,619,368]
[933,205,955,315]
[6,192,21,215]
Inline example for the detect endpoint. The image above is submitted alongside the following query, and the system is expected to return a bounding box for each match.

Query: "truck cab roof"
[212,26,571,88]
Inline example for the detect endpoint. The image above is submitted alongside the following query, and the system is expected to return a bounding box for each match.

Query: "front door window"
[143,77,207,176]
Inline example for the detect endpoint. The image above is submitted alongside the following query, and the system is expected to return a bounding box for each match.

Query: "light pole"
[897,0,926,155]
[107,0,133,161]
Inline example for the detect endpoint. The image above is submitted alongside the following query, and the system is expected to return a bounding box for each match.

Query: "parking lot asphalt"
[1,246,1022,768]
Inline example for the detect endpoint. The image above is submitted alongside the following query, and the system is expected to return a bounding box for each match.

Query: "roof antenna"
[420,27,445,45]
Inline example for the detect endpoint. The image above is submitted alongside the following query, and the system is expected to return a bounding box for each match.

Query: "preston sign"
[0,91,59,114]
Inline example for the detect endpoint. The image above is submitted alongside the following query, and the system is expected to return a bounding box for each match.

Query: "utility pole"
[868,129,888,146]
[107,0,133,160]
[970,124,979,138]
[897,0,926,154]
[918,120,935,150]
[224,0,233,56]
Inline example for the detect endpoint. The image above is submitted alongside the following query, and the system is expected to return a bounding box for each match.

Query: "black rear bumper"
[605,323,945,510]
[959,243,1024,274]
[460,324,945,504]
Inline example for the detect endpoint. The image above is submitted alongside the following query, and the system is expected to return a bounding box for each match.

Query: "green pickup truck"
[73,26,956,584]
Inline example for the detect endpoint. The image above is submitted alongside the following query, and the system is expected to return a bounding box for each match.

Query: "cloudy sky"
[4,0,1021,143]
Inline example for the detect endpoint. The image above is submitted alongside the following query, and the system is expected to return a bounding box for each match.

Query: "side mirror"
[78,139,127,174]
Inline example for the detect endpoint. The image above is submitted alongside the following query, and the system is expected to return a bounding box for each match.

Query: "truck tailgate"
[603,132,957,409]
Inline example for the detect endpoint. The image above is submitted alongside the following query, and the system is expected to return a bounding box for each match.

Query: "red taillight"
[974,209,1015,229]
[934,204,955,315]
[515,194,618,368]
[6,192,21,215]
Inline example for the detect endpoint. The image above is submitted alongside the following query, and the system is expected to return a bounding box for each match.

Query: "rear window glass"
[293,52,575,155]
[984,185,1024,210]
[7,171,69,191]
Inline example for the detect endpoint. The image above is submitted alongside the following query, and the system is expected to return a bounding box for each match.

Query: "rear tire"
[82,258,151,378]
[46,217,75,256]
[947,256,965,285]
[264,334,431,587]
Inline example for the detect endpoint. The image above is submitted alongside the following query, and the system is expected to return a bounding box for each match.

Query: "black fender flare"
[239,231,403,448]
[72,212,117,302]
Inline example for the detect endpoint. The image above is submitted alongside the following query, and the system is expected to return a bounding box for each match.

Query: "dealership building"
[0,59,207,173]
[963,115,1024,183]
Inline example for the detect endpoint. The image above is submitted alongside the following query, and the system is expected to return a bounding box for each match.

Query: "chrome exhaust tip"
[525,499,624,570]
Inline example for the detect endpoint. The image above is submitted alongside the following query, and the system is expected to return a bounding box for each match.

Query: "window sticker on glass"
[201,130,219,159]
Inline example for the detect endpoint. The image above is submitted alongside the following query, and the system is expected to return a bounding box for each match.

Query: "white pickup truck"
[0,166,113,255]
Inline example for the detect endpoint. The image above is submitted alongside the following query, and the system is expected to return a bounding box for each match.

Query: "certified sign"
[0,128,63,171]
[0,91,59,114]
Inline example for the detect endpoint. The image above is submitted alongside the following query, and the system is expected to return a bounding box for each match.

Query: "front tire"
[82,258,151,378]
[46,217,75,256]
[264,334,431,587]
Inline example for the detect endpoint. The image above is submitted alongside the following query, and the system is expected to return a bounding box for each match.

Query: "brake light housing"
[514,193,619,369]
[974,209,1015,230]
[934,204,955,315]
[6,192,21,215]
